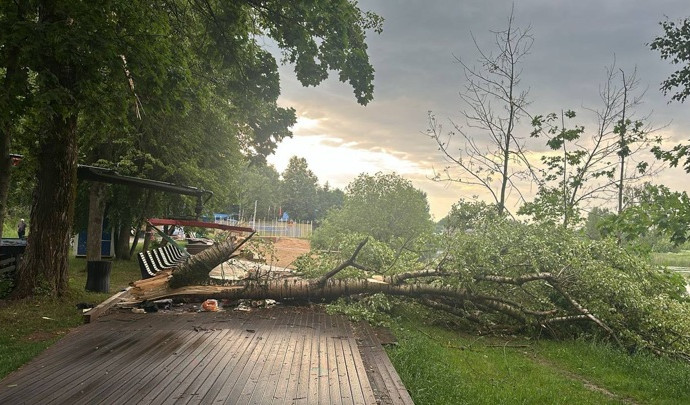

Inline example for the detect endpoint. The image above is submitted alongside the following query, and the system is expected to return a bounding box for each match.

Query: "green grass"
[386,315,690,405]
[388,325,618,405]
[0,255,141,379]
[537,339,690,404]
[651,250,690,268]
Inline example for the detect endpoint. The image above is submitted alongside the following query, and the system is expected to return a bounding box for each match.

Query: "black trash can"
[85,260,112,293]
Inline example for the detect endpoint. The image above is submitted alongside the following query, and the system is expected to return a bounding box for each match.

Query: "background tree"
[600,183,690,248]
[280,157,319,221]
[315,182,345,222]
[235,163,282,220]
[649,16,690,102]
[521,66,660,227]
[311,172,433,249]
[426,9,535,215]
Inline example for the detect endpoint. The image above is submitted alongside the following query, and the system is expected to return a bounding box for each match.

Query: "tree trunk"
[86,182,107,261]
[169,232,254,288]
[14,112,78,298]
[116,220,132,260]
[13,2,79,298]
[132,278,471,302]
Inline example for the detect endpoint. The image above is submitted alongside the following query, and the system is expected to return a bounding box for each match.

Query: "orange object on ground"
[202,299,219,311]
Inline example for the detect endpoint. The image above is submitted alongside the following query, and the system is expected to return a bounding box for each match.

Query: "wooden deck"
[0,306,413,404]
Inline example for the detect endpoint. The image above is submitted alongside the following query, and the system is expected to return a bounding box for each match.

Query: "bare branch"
[315,237,369,287]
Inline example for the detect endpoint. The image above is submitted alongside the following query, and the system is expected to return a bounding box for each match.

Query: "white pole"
[252,200,258,229]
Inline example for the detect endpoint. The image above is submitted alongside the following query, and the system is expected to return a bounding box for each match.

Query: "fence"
[216,218,313,238]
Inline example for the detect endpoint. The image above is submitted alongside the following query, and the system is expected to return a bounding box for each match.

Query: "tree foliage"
[601,183,690,247]
[649,17,690,103]
[1,0,383,298]
[522,66,660,227]
[311,172,433,249]
[649,16,690,174]
[280,156,320,221]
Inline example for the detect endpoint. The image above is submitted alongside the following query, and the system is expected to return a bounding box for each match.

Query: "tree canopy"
[1,0,383,297]
[649,16,690,172]
[650,17,690,103]
[312,172,433,249]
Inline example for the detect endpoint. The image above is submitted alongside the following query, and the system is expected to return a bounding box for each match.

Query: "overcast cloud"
[267,0,690,219]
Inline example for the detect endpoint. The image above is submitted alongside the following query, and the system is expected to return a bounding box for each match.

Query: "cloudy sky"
[267,0,690,220]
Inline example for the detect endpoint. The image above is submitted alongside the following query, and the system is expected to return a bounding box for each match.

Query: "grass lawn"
[0,254,142,379]
[651,250,690,268]
[387,309,690,405]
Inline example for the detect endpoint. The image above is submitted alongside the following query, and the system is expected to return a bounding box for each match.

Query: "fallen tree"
[129,219,690,361]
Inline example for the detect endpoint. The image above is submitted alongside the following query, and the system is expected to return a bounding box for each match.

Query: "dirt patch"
[265,237,311,269]
[25,330,64,342]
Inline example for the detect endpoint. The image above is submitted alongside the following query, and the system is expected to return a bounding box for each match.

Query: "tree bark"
[168,232,255,288]
[86,182,108,261]
[14,111,78,297]
[116,220,132,260]
[13,1,79,298]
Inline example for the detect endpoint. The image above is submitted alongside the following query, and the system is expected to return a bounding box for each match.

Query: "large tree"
[426,9,535,215]
[521,66,661,227]
[311,172,433,249]
[280,156,319,221]
[137,205,690,360]
[2,0,383,298]
[235,163,282,220]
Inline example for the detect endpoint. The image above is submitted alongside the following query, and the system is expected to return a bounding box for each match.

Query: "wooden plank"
[355,323,393,404]
[61,330,189,405]
[199,318,268,403]
[156,329,234,403]
[356,321,414,405]
[209,313,280,404]
[183,316,253,405]
[333,314,356,405]
[4,329,141,404]
[292,310,316,405]
[344,330,378,404]
[112,328,202,404]
[335,314,372,405]
[0,324,116,390]
[316,312,331,404]
[248,310,297,404]
[150,329,229,404]
[260,309,305,404]
[82,287,132,323]
[0,307,414,405]
[271,309,305,404]
[231,311,290,404]
[134,329,226,404]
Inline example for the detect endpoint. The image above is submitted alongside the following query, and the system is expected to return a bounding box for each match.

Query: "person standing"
[17,219,26,239]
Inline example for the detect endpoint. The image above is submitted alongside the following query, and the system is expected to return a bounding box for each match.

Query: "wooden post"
[142,224,153,252]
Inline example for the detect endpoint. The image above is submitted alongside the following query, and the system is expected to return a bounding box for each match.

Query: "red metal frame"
[147,218,254,233]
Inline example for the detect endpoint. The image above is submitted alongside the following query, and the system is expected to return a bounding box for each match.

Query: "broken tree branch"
[314,237,369,287]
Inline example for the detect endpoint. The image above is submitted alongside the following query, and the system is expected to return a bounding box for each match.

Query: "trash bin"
[85,260,112,293]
